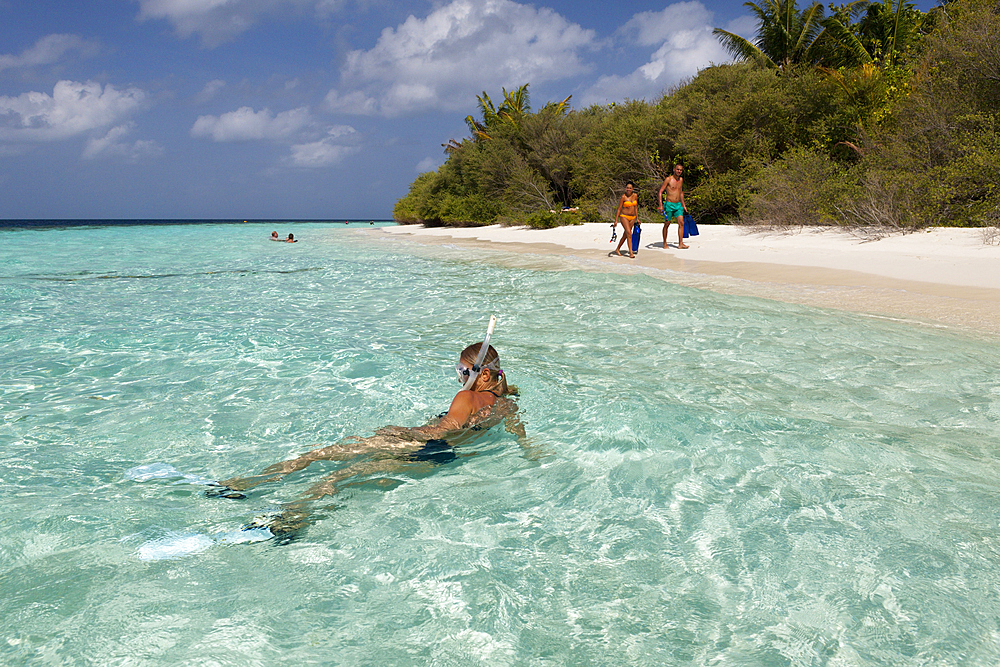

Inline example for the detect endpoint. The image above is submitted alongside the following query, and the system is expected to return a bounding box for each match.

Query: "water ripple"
[3,223,1000,664]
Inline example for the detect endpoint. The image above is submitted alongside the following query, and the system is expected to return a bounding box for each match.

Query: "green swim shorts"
[662,201,684,220]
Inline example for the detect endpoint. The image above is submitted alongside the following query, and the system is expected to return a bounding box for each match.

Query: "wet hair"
[625,181,634,188]
[287,233,294,240]
[460,343,514,396]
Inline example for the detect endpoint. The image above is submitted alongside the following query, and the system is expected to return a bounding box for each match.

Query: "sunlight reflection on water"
[2,222,1000,665]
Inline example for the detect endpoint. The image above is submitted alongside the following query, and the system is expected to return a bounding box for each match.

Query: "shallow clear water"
[2,222,1000,666]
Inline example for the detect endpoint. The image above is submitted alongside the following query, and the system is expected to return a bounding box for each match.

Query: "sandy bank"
[373,223,1000,336]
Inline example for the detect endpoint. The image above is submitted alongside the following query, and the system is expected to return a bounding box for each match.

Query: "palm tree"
[454,84,544,152]
[540,95,573,116]
[818,0,926,69]
[854,0,925,68]
[713,0,828,70]
[816,0,875,68]
[499,84,531,124]
[465,84,533,141]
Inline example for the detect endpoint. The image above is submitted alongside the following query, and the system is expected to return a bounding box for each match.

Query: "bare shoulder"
[467,394,518,429]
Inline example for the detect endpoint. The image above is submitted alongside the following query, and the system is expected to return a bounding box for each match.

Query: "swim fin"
[204,483,248,500]
[683,213,699,238]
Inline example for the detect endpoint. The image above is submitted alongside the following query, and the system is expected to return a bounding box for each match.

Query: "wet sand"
[372,223,1000,336]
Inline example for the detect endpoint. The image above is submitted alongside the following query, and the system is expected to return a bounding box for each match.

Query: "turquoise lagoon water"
[2,221,1000,666]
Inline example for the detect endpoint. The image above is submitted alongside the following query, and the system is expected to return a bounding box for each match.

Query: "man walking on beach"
[657,164,688,249]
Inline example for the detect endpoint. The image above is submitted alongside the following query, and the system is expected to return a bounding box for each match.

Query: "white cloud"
[286,125,358,167]
[0,80,148,142]
[416,156,442,173]
[325,89,379,116]
[579,2,741,106]
[314,0,346,13]
[331,0,596,116]
[191,106,357,167]
[82,122,164,161]
[190,105,313,141]
[136,0,313,46]
[287,136,359,167]
[619,1,714,47]
[0,34,99,71]
[195,79,226,104]
[726,15,759,40]
[285,125,361,168]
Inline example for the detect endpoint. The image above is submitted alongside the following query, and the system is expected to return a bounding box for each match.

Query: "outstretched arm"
[656,178,669,211]
[501,407,546,460]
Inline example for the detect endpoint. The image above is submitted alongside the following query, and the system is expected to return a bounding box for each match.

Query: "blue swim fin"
[683,213,699,238]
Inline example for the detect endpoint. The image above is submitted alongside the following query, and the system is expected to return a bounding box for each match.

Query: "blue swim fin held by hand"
[683,213,699,238]
[631,222,641,254]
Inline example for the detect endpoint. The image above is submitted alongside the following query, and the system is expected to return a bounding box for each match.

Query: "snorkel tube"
[462,315,497,391]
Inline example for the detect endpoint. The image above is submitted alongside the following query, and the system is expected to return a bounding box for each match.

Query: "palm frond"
[843,0,873,21]
[713,28,778,68]
[743,0,772,26]
[888,0,903,67]
[795,1,826,53]
[819,16,874,66]
[551,95,572,115]
[476,92,501,128]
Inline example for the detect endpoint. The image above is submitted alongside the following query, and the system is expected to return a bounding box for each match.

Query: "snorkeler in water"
[209,317,523,538]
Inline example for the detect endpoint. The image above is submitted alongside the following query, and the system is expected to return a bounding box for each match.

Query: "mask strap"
[462,315,497,390]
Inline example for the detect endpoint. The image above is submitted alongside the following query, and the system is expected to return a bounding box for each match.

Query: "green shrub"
[392,172,437,223]
[560,210,584,226]
[740,148,842,227]
[688,171,748,223]
[523,210,564,228]
[437,193,506,226]
[576,200,602,222]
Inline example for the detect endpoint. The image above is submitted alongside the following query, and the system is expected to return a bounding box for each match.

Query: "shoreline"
[371,223,1000,336]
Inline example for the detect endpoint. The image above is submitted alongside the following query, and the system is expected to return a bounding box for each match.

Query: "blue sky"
[0,0,931,220]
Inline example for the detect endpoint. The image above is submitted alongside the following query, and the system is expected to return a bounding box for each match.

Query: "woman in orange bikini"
[613,181,639,258]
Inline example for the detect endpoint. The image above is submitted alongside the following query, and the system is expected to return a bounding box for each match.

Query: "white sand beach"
[376,223,1000,335]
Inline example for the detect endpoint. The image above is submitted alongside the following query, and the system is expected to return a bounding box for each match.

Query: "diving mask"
[456,359,501,385]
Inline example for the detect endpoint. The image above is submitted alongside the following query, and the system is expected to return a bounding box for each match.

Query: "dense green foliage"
[394,0,1000,229]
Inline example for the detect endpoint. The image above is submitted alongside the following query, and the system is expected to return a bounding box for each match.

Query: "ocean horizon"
[0,218,393,229]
